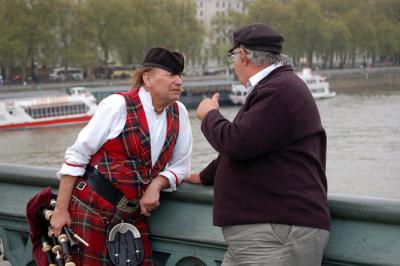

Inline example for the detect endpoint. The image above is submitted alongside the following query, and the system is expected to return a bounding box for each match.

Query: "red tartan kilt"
[69,177,153,266]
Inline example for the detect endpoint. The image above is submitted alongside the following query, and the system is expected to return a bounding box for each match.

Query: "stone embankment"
[316,66,400,90]
[0,66,399,94]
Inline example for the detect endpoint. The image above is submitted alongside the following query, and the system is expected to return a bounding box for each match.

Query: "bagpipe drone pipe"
[26,187,89,266]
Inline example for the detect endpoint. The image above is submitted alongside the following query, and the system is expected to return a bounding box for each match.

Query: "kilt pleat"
[69,178,153,266]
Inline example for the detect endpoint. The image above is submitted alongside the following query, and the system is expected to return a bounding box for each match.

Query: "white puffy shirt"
[57,86,192,191]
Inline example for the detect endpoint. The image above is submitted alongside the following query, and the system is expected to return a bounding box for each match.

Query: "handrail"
[1,163,400,266]
[1,163,400,223]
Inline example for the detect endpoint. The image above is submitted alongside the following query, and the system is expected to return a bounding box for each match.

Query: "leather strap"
[83,165,124,207]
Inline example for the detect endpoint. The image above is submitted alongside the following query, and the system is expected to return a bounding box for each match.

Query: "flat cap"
[142,47,184,75]
[230,23,284,54]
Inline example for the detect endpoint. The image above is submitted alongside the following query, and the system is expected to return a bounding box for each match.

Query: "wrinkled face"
[143,68,183,108]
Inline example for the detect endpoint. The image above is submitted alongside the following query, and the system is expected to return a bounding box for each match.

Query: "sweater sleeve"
[201,92,292,161]
[199,155,220,185]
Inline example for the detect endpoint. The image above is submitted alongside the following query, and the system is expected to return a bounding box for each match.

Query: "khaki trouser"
[221,223,329,266]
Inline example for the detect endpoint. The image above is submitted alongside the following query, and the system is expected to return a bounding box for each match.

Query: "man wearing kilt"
[50,47,192,265]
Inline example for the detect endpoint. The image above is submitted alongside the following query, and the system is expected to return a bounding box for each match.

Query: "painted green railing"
[0,163,399,266]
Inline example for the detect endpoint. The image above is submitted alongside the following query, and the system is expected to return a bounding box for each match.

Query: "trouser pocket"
[269,223,293,245]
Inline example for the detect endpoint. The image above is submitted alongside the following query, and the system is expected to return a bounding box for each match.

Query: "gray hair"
[240,46,288,66]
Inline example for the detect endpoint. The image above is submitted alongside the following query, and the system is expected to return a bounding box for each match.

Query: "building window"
[200,10,203,16]
[216,2,219,8]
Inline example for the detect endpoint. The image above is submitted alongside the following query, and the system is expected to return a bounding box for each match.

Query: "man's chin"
[171,92,181,100]
[166,95,181,105]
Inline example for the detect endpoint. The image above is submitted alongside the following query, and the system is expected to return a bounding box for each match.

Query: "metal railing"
[0,163,400,266]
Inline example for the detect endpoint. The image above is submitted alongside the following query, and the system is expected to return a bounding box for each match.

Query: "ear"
[143,72,152,88]
[239,49,250,66]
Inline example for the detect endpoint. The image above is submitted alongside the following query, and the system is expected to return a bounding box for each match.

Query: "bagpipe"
[26,187,89,266]
[27,183,145,266]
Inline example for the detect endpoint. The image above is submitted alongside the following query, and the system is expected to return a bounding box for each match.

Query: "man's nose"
[175,75,183,85]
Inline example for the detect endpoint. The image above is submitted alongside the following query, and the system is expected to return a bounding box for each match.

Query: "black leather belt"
[82,165,139,213]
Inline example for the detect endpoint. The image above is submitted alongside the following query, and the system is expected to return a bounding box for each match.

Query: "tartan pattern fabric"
[70,178,152,266]
[91,87,180,194]
[68,88,180,265]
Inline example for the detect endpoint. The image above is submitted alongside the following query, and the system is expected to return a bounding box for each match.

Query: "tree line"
[0,0,203,81]
[0,0,399,82]
[211,0,400,69]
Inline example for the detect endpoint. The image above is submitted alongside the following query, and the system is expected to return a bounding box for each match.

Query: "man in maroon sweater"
[185,23,330,265]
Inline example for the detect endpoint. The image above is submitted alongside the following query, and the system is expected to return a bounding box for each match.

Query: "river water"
[1,85,399,199]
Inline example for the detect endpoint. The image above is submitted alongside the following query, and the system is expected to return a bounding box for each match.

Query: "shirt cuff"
[56,162,86,179]
[159,170,180,192]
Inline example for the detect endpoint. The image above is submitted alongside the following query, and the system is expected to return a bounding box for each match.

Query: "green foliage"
[211,0,400,68]
[210,9,244,65]
[0,0,203,77]
[0,0,399,75]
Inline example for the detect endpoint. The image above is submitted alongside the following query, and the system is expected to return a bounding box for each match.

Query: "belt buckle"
[116,197,139,213]
[76,181,87,191]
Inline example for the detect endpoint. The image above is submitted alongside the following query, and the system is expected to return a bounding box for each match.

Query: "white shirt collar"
[139,86,164,116]
[247,63,283,95]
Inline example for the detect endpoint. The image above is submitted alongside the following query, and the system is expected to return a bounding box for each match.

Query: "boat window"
[311,88,324,93]
[24,103,88,119]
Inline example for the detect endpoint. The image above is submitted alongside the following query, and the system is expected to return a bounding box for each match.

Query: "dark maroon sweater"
[200,65,330,230]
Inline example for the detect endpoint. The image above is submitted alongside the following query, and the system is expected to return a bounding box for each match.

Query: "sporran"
[107,222,144,266]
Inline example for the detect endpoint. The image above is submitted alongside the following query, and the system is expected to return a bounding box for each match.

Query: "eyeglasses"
[228,48,240,63]
[227,50,240,63]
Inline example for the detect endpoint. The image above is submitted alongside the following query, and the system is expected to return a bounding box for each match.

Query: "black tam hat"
[230,23,285,54]
[142,47,184,75]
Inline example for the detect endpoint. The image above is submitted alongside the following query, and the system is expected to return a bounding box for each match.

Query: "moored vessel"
[297,68,336,99]
[0,87,97,130]
[229,68,336,104]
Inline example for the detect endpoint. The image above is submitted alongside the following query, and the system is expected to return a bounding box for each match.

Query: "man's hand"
[184,173,202,184]
[196,93,220,121]
[50,208,71,236]
[140,175,168,216]
[50,174,76,236]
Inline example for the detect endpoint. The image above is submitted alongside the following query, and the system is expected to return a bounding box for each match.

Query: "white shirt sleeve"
[57,94,126,179]
[159,101,193,191]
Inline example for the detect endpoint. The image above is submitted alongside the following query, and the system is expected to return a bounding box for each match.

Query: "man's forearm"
[151,175,170,190]
[55,175,78,211]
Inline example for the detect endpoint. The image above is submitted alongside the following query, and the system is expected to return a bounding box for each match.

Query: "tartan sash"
[90,87,180,197]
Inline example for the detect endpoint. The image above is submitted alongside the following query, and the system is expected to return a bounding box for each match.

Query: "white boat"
[229,83,247,105]
[229,68,336,105]
[0,87,97,130]
[297,68,336,99]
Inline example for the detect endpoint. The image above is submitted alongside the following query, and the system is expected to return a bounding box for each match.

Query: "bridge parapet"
[0,163,400,266]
